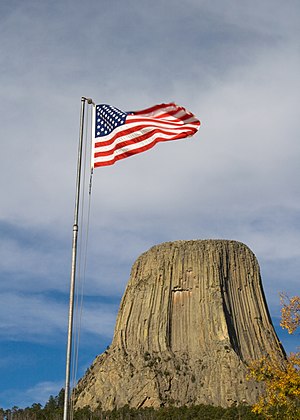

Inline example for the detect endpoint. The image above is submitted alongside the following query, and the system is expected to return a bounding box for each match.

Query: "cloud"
[0,292,117,342]
[1,0,298,234]
[0,380,63,409]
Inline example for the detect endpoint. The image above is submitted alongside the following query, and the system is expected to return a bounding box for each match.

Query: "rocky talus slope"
[74,240,285,410]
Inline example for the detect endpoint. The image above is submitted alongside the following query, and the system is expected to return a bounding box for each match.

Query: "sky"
[0,0,299,410]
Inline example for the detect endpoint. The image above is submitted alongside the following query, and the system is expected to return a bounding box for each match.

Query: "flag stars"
[95,104,127,138]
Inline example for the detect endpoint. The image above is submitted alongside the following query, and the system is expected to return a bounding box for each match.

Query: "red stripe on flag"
[94,127,196,158]
[94,120,199,149]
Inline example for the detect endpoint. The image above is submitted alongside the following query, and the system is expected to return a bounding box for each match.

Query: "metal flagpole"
[63,96,94,420]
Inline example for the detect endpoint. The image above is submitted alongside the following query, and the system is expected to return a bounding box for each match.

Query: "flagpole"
[63,96,93,420]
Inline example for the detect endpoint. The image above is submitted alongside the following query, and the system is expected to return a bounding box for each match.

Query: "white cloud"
[0,380,63,409]
[0,292,117,342]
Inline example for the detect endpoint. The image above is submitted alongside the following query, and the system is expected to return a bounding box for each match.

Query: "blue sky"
[0,0,299,409]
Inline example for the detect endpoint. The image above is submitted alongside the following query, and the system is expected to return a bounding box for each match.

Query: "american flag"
[92,102,200,167]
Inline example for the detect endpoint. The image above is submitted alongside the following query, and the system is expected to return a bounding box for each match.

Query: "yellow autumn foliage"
[248,295,300,419]
[280,294,300,335]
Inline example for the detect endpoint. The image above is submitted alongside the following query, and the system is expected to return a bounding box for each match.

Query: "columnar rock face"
[74,240,285,410]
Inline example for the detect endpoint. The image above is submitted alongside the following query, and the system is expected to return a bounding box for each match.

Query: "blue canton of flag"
[95,105,128,138]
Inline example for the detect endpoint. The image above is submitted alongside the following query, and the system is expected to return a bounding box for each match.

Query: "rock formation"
[74,240,285,410]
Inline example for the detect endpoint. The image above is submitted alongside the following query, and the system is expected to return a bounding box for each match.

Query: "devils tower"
[74,240,285,410]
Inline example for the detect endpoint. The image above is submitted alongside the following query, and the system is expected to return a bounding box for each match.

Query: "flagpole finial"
[81,96,95,105]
